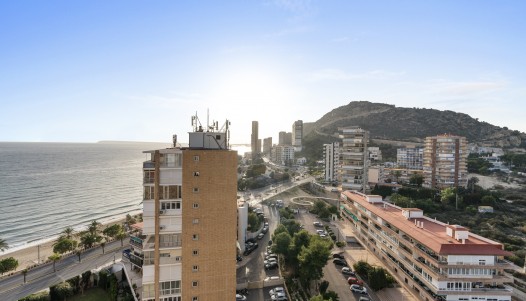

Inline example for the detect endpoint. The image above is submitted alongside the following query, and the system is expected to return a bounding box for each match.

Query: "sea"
[0,141,170,254]
[0,142,250,255]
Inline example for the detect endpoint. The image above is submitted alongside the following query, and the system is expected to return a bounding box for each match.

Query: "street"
[0,239,127,301]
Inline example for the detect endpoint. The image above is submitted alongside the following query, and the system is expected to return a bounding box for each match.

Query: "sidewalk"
[336,219,419,301]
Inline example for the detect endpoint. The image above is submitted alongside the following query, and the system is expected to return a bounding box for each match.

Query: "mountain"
[302,101,526,160]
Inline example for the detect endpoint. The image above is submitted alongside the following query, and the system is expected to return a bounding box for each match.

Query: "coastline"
[0,210,141,271]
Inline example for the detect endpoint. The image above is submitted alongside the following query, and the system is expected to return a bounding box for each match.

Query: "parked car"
[359,297,371,301]
[350,284,368,294]
[246,238,256,244]
[347,277,364,285]
[333,258,348,266]
[122,249,131,259]
[236,255,243,262]
[268,239,273,246]
[269,287,285,297]
[313,221,323,227]
[257,233,265,240]
[265,261,278,270]
[236,294,247,301]
[266,254,278,260]
[271,292,288,301]
[341,267,355,276]
[332,253,344,259]
[243,248,253,256]
[264,258,278,265]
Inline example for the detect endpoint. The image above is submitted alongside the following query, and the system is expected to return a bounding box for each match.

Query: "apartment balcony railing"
[144,242,181,250]
[143,161,155,169]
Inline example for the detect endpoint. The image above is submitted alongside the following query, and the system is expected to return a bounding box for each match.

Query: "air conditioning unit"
[159,225,166,230]
[159,210,166,215]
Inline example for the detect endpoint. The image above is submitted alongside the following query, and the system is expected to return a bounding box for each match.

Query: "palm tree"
[49,253,61,272]
[61,227,75,239]
[88,220,101,236]
[116,231,127,247]
[0,237,8,252]
[22,268,28,284]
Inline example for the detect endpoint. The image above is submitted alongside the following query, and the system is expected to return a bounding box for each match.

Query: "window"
[193,203,199,208]
[160,280,181,295]
[193,265,198,272]
[192,297,198,301]
[192,234,199,240]
[192,249,199,256]
[193,187,199,193]
[193,218,199,224]
[192,281,198,287]
[193,171,200,177]
[193,155,199,161]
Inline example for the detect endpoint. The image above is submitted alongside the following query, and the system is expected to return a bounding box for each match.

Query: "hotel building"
[135,118,238,301]
[340,190,512,301]
[340,127,369,192]
[423,135,468,189]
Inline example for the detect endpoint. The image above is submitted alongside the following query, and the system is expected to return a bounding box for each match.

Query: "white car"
[264,258,278,265]
[350,284,368,294]
[236,294,247,301]
[269,286,285,296]
[271,292,288,301]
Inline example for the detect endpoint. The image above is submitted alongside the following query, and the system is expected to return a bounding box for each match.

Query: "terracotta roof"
[341,191,510,256]
[131,222,143,230]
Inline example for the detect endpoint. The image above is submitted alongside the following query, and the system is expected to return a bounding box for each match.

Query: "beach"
[0,215,132,272]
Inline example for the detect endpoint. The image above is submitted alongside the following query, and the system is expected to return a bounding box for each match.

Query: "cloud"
[306,69,406,82]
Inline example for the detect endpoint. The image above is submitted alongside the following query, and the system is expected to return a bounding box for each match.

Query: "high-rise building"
[292,120,303,151]
[423,134,468,189]
[340,190,512,301]
[263,137,272,155]
[323,142,340,182]
[271,145,295,166]
[397,147,424,170]
[137,116,237,301]
[279,131,292,145]
[339,127,369,192]
[257,139,262,156]
[251,121,259,160]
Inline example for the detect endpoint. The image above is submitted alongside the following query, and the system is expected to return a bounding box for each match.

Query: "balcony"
[143,161,155,169]
[130,235,144,249]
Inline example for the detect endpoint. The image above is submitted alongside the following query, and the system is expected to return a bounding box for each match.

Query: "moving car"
[236,294,247,301]
[350,284,367,294]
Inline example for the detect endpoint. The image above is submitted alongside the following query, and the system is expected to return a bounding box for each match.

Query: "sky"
[1,0,525,144]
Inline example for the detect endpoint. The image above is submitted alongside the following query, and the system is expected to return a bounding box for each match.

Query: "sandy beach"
[0,215,133,272]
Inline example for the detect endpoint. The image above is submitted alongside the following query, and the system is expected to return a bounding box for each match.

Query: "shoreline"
[0,210,142,270]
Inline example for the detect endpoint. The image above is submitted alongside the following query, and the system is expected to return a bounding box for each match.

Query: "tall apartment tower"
[263,137,272,155]
[323,142,340,182]
[423,134,468,189]
[139,116,237,301]
[278,131,292,145]
[292,120,303,151]
[251,121,259,160]
[339,127,369,192]
[397,147,424,170]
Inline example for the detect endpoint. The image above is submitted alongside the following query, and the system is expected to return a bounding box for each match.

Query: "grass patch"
[69,287,111,301]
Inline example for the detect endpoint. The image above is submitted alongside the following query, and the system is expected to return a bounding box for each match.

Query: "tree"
[61,227,75,239]
[468,176,479,193]
[0,237,8,252]
[103,224,123,240]
[390,193,411,208]
[368,267,390,291]
[22,268,29,284]
[247,212,259,232]
[272,224,288,238]
[116,231,127,247]
[319,280,329,294]
[440,187,456,205]
[323,290,339,301]
[409,173,424,187]
[80,233,101,249]
[88,220,101,236]
[309,296,324,301]
[298,237,331,289]
[49,253,61,272]
[393,170,402,183]
[272,232,292,257]
[55,281,74,301]
[53,238,78,254]
[481,195,496,206]
[0,257,18,275]
[353,260,373,278]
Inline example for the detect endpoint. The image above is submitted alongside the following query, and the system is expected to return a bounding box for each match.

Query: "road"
[0,239,127,301]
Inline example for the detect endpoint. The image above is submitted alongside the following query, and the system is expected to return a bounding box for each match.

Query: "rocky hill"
[305,101,525,148]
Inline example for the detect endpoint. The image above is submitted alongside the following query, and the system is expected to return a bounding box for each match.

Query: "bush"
[336,241,345,247]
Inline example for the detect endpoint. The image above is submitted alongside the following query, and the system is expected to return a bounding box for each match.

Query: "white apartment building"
[397,147,424,170]
[340,190,512,301]
[271,145,295,166]
[323,142,340,183]
[340,127,369,192]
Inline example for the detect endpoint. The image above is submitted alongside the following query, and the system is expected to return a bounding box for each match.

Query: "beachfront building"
[323,142,340,183]
[340,190,512,301]
[339,127,369,192]
[139,117,237,301]
[423,135,468,189]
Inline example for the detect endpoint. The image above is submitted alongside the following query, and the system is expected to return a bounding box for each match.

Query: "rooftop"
[342,190,511,256]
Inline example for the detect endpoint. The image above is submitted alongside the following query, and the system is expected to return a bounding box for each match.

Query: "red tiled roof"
[131,222,143,230]
[341,191,510,256]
